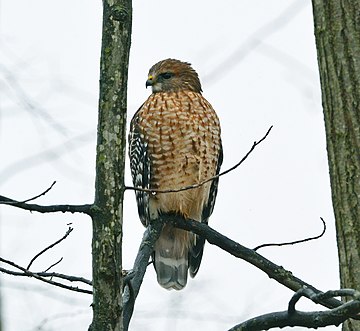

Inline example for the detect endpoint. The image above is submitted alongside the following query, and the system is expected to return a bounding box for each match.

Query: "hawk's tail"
[154,224,190,290]
[189,235,205,278]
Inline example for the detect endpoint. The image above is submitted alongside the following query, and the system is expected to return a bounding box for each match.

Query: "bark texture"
[312,1,360,330]
[90,1,132,330]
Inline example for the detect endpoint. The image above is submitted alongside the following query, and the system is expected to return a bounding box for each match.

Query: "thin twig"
[27,227,73,270]
[43,257,63,273]
[253,217,326,251]
[19,181,57,203]
[125,126,273,194]
[0,257,92,294]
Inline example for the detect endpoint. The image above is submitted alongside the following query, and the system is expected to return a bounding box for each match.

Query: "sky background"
[0,0,340,330]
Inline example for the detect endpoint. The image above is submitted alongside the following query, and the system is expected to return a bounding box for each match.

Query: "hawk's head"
[146,59,202,94]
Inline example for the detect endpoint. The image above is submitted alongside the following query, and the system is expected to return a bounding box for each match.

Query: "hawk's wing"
[189,143,223,277]
[128,105,151,226]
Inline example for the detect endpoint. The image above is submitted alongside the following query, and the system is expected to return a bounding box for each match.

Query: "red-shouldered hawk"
[129,59,222,290]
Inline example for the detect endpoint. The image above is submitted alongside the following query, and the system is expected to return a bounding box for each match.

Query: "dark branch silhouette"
[253,217,326,251]
[0,266,92,286]
[0,226,91,293]
[0,181,91,214]
[19,181,57,204]
[0,194,92,215]
[125,125,273,194]
[27,227,73,270]
[167,214,343,310]
[43,257,64,272]
[1,122,356,330]
[122,214,346,330]
[228,288,360,330]
[0,257,92,294]
[123,218,165,331]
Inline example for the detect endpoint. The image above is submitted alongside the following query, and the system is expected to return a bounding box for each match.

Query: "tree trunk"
[312,1,360,330]
[89,1,132,330]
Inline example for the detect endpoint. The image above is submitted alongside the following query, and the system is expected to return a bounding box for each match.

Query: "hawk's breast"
[134,90,221,220]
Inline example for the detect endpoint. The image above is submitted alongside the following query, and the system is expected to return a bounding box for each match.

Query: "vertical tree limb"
[90,1,132,331]
[312,1,360,330]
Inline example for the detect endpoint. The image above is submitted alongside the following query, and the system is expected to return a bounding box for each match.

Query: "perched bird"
[129,59,222,290]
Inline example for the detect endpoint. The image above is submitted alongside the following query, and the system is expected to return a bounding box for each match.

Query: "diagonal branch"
[43,257,63,272]
[125,126,273,194]
[167,214,344,311]
[123,214,347,330]
[0,195,92,215]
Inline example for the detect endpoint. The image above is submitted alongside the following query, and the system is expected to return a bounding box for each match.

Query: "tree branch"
[0,257,92,294]
[43,257,64,272]
[27,227,73,270]
[228,288,360,330]
[0,267,92,286]
[0,226,91,293]
[167,214,344,311]
[123,214,346,330]
[253,217,326,251]
[0,195,92,215]
[125,126,273,194]
[123,217,165,331]
[19,181,57,203]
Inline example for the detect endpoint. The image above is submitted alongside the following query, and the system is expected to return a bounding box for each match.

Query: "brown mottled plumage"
[129,59,222,290]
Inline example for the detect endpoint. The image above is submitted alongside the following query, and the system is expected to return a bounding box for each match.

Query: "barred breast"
[136,90,221,221]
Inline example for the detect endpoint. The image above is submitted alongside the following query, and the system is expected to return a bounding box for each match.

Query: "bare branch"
[27,227,73,270]
[20,181,57,203]
[167,214,344,311]
[125,126,273,194]
[228,288,360,331]
[0,257,92,294]
[287,286,316,314]
[123,217,165,331]
[253,217,326,251]
[0,195,92,215]
[43,257,64,272]
[0,267,92,286]
[123,214,347,330]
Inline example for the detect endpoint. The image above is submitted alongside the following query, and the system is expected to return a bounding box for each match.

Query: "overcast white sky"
[0,1,340,330]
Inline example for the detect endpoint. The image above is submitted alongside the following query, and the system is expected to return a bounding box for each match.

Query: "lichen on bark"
[89,0,132,330]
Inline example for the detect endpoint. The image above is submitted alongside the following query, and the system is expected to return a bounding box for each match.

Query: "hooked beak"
[146,75,153,88]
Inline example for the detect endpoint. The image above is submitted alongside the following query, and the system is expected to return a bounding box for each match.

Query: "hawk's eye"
[161,72,173,79]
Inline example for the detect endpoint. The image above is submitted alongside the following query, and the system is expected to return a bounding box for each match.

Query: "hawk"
[129,59,222,290]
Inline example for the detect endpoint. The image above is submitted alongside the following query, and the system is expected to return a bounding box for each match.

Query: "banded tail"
[154,223,205,290]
